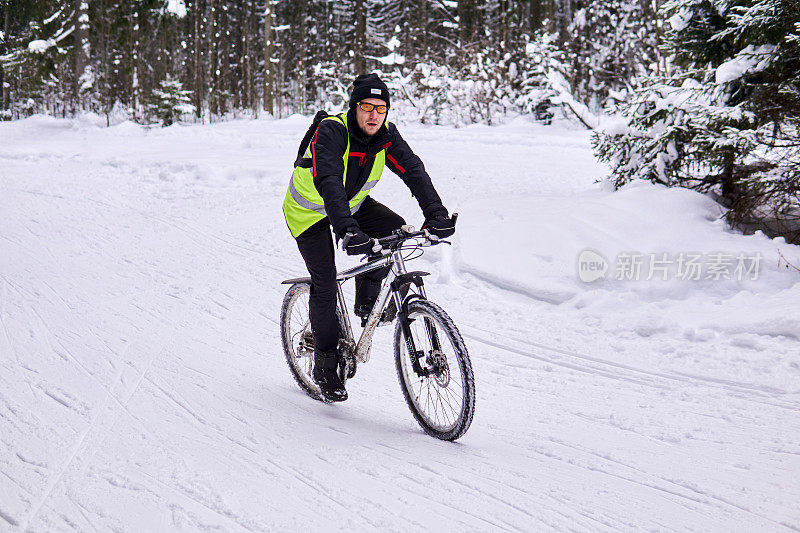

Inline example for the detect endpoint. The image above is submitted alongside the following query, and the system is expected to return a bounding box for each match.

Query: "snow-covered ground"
[1,114,799,532]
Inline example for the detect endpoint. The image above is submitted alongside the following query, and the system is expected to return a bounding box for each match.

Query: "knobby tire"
[394,299,476,441]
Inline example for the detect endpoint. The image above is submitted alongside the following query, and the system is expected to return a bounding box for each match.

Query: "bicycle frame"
[335,248,429,364]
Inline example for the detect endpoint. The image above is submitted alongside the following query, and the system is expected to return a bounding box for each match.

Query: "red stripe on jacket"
[311,127,320,177]
[386,152,405,174]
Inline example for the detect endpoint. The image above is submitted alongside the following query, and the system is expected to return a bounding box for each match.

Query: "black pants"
[295,196,405,352]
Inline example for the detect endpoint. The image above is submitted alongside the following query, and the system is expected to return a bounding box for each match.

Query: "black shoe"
[354,301,374,328]
[313,349,348,402]
[354,300,396,327]
[354,300,374,319]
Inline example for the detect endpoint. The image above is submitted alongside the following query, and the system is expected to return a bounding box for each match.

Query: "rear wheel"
[280,283,324,401]
[394,299,476,441]
[281,283,352,401]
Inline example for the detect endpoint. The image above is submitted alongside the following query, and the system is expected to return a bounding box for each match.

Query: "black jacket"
[311,109,446,238]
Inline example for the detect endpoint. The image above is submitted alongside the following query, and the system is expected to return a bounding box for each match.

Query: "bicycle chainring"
[297,328,314,358]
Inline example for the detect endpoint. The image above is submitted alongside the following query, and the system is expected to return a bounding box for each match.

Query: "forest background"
[1,0,798,241]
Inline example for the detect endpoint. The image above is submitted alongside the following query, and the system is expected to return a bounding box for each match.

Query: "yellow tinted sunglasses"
[357,102,388,114]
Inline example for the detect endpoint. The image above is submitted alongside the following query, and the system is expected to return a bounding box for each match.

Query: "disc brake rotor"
[427,350,450,387]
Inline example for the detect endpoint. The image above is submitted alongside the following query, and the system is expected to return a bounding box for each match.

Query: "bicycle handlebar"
[374,227,429,248]
[373,212,458,252]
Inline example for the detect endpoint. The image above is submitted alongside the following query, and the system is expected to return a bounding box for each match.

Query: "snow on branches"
[595,0,800,242]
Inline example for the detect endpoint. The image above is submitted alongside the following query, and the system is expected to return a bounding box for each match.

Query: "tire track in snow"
[366,441,616,531]
[542,436,792,529]
[131,468,260,533]
[66,497,101,533]
[0,508,18,527]
[462,324,800,529]
[11,190,258,530]
[0,279,20,366]
[462,324,800,410]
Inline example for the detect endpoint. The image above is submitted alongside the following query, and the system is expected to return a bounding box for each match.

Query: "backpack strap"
[294,110,331,168]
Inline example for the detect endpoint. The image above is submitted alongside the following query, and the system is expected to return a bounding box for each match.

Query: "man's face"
[355,97,387,137]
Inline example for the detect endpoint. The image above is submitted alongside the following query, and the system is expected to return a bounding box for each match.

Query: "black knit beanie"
[349,73,390,109]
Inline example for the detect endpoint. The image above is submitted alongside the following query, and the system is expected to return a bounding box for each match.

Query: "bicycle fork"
[388,252,443,378]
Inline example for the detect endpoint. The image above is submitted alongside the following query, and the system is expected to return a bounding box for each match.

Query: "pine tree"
[148,74,195,125]
[594,0,800,242]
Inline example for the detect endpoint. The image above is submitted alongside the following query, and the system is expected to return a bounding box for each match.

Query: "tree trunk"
[544,0,556,34]
[530,0,543,34]
[209,0,219,117]
[192,0,204,120]
[1,1,9,115]
[354,0,366,74]
[499,0,508,50]
[555,0,572,44]
[244,0,252,112]
[295,0,306,114]
[131,2,140,120]
[100,0,110,124]
[263,0,274,115]
[458,0,476,48]
[74,0,90,112]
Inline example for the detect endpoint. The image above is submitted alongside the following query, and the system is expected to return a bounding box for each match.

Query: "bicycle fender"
[390,271,429,293]
[281,276,312,285]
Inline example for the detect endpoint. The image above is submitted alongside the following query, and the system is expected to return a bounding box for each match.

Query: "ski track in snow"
[1,115,799,532]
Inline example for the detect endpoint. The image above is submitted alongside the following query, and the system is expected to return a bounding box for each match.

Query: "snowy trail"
[2,115,799,531]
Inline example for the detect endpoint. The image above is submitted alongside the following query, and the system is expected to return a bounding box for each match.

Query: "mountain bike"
[280,222,476,441]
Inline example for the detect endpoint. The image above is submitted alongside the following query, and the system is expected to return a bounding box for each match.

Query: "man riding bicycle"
[282,73,456,402]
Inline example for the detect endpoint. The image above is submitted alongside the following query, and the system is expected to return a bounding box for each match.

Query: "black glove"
[341,228,374,256]
[423,214,457,238]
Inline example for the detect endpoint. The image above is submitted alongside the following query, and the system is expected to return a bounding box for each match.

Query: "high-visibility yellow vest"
[282,112,386,237]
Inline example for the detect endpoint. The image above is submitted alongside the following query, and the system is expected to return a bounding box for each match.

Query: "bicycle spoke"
[435,381,450,422]
[442,380,463,405]
[436,384,459,422]
[430,382,444,426]
[293,310,306,332]
[432,382,447,428]
[426,379,437,423]
[425,380,435,423]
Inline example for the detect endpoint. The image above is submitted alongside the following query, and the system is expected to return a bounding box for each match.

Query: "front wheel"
[394,299,476,441]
